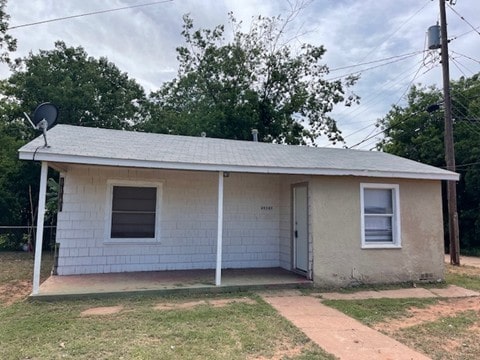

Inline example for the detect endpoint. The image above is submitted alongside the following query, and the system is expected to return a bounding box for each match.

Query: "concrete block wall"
[56,165,288,275]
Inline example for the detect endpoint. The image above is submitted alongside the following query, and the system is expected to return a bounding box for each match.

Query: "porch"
[33,267,312,299]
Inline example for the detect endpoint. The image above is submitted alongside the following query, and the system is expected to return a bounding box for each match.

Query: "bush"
[0,233,22,251]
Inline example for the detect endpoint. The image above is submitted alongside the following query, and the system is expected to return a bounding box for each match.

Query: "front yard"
[325,263,480,360]
[1,252,480,359]
[0,252,332,360]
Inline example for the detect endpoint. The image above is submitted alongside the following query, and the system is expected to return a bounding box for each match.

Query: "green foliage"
[0,42,147,237]
[5,41,146,130]
[0,233,17,250]
[46,177,59,219]
[0,113,39,227]
[140,13,358,145]
[377,74,480,250]
[0,0,17,64]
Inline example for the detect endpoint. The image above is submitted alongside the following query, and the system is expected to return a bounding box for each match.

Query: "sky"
[2,0,480,149]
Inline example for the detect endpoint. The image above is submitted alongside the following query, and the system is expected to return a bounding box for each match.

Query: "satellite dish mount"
[23,102,59,147]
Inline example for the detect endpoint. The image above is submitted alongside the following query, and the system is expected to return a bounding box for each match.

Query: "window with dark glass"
[111,186,156,238]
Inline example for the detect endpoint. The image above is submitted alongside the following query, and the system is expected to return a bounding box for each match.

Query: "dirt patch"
[374,297,480,333]
[373,296,480,359]
[80,305,124,316]
[154,300,206,310]
[0,280,32,306]
[246,342,308,360]
[154,297,257,311]
[447,264,480,277]
[247,344,304,360]
[209,298,257,307]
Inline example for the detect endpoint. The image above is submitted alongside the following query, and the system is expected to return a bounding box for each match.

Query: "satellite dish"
[32,102,58,130]
[23,102,59,147]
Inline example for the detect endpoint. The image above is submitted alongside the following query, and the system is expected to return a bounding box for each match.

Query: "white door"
[293,185,308,272]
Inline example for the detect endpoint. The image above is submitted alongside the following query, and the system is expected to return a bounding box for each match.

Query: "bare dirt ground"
[0,252,54,306]
[0,280,32,305]
[373,265,480,360]
[374,297,480,333]
[153,297,257,311]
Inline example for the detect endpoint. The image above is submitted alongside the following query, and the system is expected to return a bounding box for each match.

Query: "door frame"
[291,182,310,277]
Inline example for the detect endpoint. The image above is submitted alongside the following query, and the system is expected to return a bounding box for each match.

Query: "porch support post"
[215,171,224,286]
[32,161,48,295]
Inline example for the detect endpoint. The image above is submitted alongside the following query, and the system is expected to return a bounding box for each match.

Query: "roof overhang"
[18,150,461,181]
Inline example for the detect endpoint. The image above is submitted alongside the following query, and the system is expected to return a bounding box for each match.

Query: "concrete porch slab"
[33,267,311,299]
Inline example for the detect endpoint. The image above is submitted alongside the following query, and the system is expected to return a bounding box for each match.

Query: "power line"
[447,3,480,37]
[450,51,480,66]
[8,0,174,30]
[454,161,480,169]
[449,26,480,41]
[328,51,425,73]
[344,62,437,149]
[356,0,432,63]
[326,51,423,81]
[333,58,428,126]
[450,57,469,77]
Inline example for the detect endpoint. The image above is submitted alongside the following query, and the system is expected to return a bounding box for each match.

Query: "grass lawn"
[445,264,480,291]
[324,262,480,360]
[0,252,334,360]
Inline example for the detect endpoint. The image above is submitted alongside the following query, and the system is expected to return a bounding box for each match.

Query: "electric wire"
[450,51,480,66]
[8,0,174,30]
[447,3,480,37]
[449,26,480,42]
[321,54,433,148]
[333,56,430,124]
[328,51,425,73]
[326,51,423,81]
[326,61,438,149]
[355,0,432,63]
[451,57,469,77]
[322,55,430,147]
[454,161,480,169]
[346,62,437,149]
[343,49,480,150]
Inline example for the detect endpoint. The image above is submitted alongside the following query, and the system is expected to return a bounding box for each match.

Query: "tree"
[376,84,445,166]
[0,109,40,248]
[4,41,146,130]
[0,42,147,249]
[377,75,480,251]
[140,13,358,144]
[0,0,16,64]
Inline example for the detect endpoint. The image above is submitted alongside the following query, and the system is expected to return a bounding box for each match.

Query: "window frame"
[104,180,163,244]
[360,183,401,249]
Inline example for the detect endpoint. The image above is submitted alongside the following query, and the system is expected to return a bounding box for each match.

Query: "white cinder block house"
[19,125,459,294]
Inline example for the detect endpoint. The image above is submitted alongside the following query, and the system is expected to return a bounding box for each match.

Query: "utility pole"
[439,0,460,265]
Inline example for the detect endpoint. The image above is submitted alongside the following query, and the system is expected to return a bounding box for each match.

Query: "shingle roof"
[18,125,459,181]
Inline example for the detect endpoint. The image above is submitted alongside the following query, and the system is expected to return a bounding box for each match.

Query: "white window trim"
[360,183,401,249]
[104,179,163,244]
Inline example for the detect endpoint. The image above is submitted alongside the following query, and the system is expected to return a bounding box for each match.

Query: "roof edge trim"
[18,151,460,181]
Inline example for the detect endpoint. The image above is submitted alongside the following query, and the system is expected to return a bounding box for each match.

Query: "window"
[105,181,162,242]
[360,183,400,248]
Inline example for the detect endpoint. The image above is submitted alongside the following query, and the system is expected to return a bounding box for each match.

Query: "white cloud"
[2,0,480,148]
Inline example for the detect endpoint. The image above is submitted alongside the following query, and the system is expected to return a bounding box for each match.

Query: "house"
[19,125,459,295]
